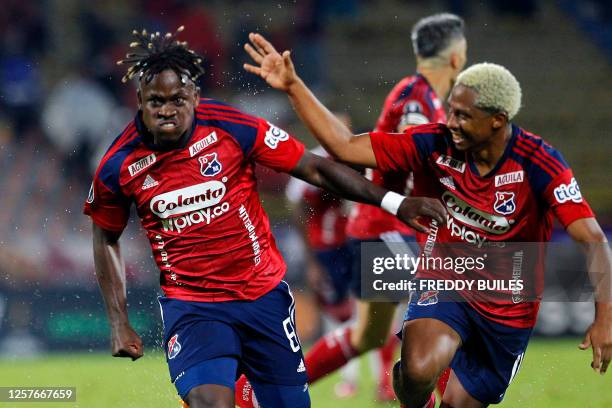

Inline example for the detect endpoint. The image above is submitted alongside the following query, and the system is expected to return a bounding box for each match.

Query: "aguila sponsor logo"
[442,191,511,235]
[436,155,465,173]
[495,170,523,187]
[128,153,156,177]
[151,181,226,219]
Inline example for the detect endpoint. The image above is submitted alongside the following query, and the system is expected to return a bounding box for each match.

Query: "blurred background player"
[241,33,612,407]
[85,26,445,408]
[285,114,359,398]
[297,13,467,400]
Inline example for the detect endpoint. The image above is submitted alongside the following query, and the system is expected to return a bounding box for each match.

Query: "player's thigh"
[351,300,397,351]
[401,318,462,382]
[447,309,531,405]
[185,383,234,408]
[238,281,308,388]
[440,370,487,408]
[249,379,311,408]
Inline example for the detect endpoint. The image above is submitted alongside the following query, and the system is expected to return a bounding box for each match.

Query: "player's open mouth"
[159,121,177,129]
[451,133,465,144]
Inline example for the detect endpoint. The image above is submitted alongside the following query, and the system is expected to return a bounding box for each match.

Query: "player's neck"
[470,125,513,175]
[417,67,452,100]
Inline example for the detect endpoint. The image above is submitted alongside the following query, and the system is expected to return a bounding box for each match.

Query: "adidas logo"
[142,174,159,190]
[297,359,306,373]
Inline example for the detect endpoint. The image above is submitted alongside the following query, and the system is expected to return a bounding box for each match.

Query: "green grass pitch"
[0,338,609,407]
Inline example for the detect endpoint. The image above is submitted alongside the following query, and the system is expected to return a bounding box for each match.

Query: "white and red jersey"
[84,98,305,302]
[370,123,594,328]
[286,147,348,250]
[347,74,446,239]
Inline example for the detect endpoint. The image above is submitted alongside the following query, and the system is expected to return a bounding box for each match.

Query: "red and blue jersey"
[370,123,594,328]
[347,74,446,239]
[84,98,305,302]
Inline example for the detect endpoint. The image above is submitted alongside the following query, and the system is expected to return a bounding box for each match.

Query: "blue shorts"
[403,290,532,404]
[314,244,352,305]
[159,281,309,403]
[348,232,418,298]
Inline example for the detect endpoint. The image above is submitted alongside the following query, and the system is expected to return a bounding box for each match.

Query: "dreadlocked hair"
[117,26,205,84]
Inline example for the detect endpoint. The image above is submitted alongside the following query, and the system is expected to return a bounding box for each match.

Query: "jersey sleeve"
[249,119,305,172]
[83,163,130,233]
[369,123,443,173]
[543,169,594,228]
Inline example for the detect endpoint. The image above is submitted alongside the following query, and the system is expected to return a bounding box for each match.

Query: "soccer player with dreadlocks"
[84,27,446,408]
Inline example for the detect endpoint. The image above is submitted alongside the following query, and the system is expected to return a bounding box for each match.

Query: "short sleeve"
[370,124,443,173]
[543,169,594,228]
[83,169,130,233]
[249,119,305,172]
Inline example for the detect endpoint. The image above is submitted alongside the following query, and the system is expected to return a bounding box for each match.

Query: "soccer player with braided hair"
[85,27,447,408]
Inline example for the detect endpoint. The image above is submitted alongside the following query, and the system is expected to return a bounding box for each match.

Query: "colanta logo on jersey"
[199,152,222,177]
[151,181,226,219]
[128,153,156,177]
[264,123,289,149]
[553,177,583,203]
[442,192,511,235]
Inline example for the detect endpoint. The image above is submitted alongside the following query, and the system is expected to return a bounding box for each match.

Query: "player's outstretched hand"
[579,313,612,374]
[111,323,144,361]
[243,32,298,92]
[397,197,446,234]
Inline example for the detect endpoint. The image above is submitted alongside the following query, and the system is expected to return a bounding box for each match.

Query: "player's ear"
[137,89,143,110]
[193,86,201,104]
[491,112,507,130]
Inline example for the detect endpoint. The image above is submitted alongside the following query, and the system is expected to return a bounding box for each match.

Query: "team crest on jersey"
[417,291,439,306]
[494,191,516,215]
[167,334,182,359]
[199,153,222,177]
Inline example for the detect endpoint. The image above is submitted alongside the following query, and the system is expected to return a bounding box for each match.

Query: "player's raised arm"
[92,223,143,361]
[243,33,377,168]
[566,218,612,374]
[290,151,445,233]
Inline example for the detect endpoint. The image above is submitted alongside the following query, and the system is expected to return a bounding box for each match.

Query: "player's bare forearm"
[92,223,130,327]
[567,218,612,373]
[291,151,385,206]
[286,79,377,167]
[92,223,144,360]
[567,218,612,306]
[291,152,445,232]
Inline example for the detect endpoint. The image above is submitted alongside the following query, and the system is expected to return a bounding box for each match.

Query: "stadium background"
[0,0,610,407]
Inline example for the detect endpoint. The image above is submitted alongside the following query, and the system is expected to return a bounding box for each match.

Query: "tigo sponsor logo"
[553,178,583,203]
[264,123,289,149]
